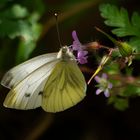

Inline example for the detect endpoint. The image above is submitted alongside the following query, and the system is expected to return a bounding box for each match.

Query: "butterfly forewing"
[1,53,57,89]
[3,59,59,109]
[42,60,86,113]
[1,46,87,112]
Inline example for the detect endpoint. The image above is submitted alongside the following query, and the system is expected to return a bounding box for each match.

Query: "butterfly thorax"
[57,46,76,61]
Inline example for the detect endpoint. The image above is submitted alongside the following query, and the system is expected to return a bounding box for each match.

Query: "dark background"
[0,0,140,140]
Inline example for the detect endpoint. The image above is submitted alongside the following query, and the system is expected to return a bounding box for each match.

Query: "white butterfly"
[1,46,87,112]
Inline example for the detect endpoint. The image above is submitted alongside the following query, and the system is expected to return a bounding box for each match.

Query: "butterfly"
[1,46,87,112]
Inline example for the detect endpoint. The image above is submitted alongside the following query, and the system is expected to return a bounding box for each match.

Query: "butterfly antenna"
[55,13,62,47]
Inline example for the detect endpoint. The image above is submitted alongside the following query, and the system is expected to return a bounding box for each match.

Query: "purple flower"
[72,30,88,64]
[94,73,113,97]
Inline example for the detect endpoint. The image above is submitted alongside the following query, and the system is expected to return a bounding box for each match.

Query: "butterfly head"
[57,46,76,61]
[61,46,68,53]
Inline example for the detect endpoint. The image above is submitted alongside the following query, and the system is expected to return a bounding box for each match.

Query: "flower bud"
[117,42,133,57]
[95,27,133,57]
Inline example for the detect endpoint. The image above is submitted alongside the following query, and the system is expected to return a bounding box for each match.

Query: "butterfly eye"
[62,46,68,53]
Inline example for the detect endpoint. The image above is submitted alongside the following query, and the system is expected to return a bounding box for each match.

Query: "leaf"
[16,41,36,63]
[131,12,140,31]
[100,4,129,28]
[129,37,140,52]
[104,63,120,75]
[0,3,43,63]
[0,19,32,39]
[99,4,140,38]
[114,98,128,111]
[16,24,42,63]
[0,4,30,39]
[0,4,28,19]
[108,96,128,111]
[16,13,42,63]
[122,84,140,97]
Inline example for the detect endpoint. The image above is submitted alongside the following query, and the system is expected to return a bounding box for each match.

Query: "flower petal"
[72,30,87,51]
[77,57,88,64]
[77,50,88,58]
[71,30,88,64]
[77,50,88,64]
[94,76,101,83]
[72,30,79,41]
[72,42,81,50]
[72,31,82,51]
[104,89,110,97]
[108,83,113,89]
[102,73,107,79]
[96,88,103,95]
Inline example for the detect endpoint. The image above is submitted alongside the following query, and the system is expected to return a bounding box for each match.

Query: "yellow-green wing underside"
[42,60,86,112]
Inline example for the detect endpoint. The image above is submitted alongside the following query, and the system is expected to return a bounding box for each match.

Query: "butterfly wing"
[42,60,86,113]
[3,59,59,109]
[1,53,57,89]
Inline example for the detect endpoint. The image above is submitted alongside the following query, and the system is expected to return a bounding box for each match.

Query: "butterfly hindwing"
[1,53,57,89]
[42,60,86,113]
[3,59,59,109]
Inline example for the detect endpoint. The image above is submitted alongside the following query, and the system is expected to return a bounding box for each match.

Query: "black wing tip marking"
[1,72,13,88]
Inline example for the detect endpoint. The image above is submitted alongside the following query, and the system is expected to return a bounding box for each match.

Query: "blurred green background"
[0,0,140,140]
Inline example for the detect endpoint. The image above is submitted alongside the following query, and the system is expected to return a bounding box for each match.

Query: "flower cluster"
[94,73,113,97]
[71,30,88,64]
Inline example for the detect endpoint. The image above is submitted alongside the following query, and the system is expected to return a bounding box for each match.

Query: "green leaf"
[100,4,129,28]
[114,98,128,111]
[108,96,129,111]
[0,4,30,39]
[0,2,44,69]
[122,84,140,97]
[0,4,28,19]
[129,37,140,52]
[99,4,140,38]
[0,19,32,39]
[104,63,119,75]
[0,3,43,63]
[16,41,36,63]
[131,12,140,31]
[16,14,42,63]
